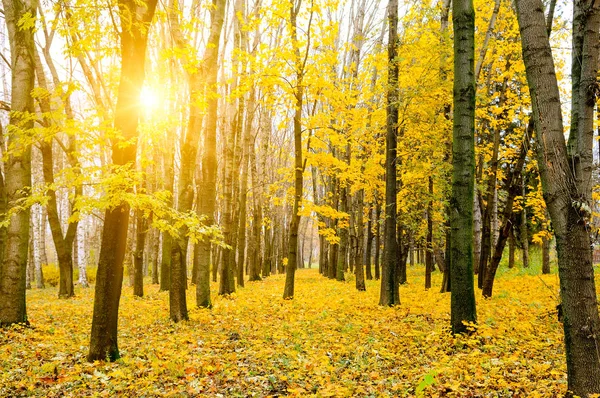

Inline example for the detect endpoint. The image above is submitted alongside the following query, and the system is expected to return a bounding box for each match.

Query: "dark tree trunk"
[151,230,159,284]
[425,177,434,289]
[365,207,374,280]
[508,227,515,269]
[482,128,530,297]
[379,0,400,306]
[515,0,600,393]
[133,209,147,297]
[450,0,477,334]
[374,201,381,280]
[88,0,157,361]
[520,176,529,268]
[336,184,348,282]
[35,55,77,299]
[328,176,338,279]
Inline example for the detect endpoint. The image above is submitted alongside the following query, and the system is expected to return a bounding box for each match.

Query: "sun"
[140,86,161,111]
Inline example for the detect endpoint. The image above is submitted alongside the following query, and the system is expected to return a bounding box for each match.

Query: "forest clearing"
[0,264,578,397]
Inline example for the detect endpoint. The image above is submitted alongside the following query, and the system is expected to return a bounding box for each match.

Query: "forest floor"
[0,265,582,397]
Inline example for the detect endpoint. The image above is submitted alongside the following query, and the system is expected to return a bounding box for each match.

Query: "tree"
[450,0,477,334]
[194,0,226,307]
[283,0,313,299]
[0,0,37,326]
[515,0,600,393]
[379,0,400,307]
[88,0,157,361]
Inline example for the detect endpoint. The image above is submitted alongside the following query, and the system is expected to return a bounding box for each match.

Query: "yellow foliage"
[0,268,581,396]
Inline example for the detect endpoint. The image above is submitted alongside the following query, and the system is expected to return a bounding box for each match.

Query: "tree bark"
[508,227,515,269]
[133,209,147,297]
[374,200,381,280]
[365,207,374,280]
[425,177,434,289]
[283,1,311,299]
[0,0,37,325]
[88,0,157,361]
[520,177,529,268]
[355,191,366,291]
[379,0,400,306]
[515,0,600,392]
[196,0,225,306]
[482,127,531,297]
[450,0,477,334]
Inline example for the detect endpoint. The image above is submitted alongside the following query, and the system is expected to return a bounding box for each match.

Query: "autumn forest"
[0,0,599,395]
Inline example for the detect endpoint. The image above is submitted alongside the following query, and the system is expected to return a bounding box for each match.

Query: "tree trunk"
[160,232,172,291]
[521,178,529,268]
[379,0,400,306]
[151,229,159,284]
[133,209,146,297]
[35,52,77,299]
[508,227,515,269]
[0,0,36,326]
[542,234,551,274]
[32,205,45,289]
[88,0,157,361]
[425,177,434,289]
[515,0,600,392]
[374,200,381,280]
[355,191,366,291]
[450,0,477,334]
[247,136,262,282]
[77,220,89,287]
[482,128,531,297]
[283,1,308,299]
[365,207,374,280]
[336,183,348,282]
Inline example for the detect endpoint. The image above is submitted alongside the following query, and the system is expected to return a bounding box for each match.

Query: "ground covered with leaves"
[0,266,578,397]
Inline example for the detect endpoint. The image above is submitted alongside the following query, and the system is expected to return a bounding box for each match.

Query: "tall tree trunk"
[159,146,174,291]
[355,191,366,291]
[508,227,515,269]
[450,0,477,334]
[425,177,434,289]
[515,0,600,392]
[542,235,550,274]
[365,207,374,280]
[194,0,224,305]
[34,50,78,299]
[88,0,157,361]
[76,220,88,287]
[151,229,159,284]
[520,178,529,268]
[33,205,45,289]
[379,0,400,306]
[283,1,311,299]
[0,0,37,325]
[327,176,338,279]
[133,209,147,297]
[248,130,262,282]
[336,183,348,282]
[482,128,531,297]
[374,200,381,280]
